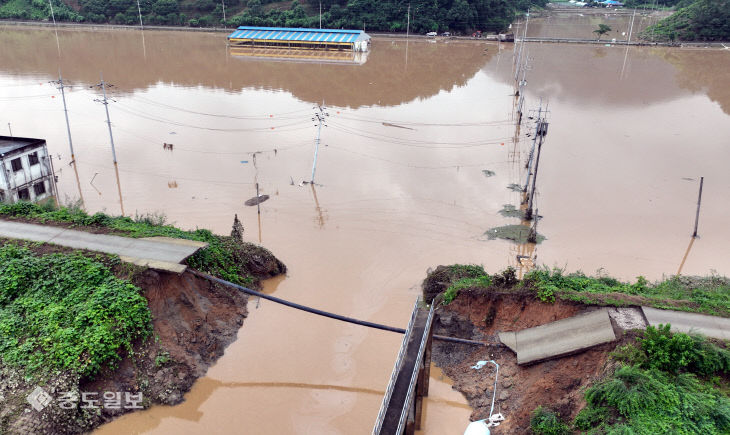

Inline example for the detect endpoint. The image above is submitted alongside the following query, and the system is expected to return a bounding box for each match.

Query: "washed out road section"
[507,308,616,365]
[0,220,207,273]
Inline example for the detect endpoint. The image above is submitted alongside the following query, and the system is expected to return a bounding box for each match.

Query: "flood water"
[1,23,729,435]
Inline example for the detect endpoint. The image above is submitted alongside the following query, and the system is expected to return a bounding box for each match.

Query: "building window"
[11,158,22,172]
[34,182,46,196]
[18,188,30,201]
[28,152,40,166]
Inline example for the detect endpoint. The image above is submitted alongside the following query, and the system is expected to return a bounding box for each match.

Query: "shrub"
[530,406,571,435]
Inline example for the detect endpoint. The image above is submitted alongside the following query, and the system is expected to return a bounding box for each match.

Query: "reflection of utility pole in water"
[620,9,636,80]
[48,0,61,57]
[310,184,327,229]
[72,161,86,210]
[113,164,125,216]
[136,0,147,58]
[93,74,124,216]
[514,9,529,92]
[676,237,695,276]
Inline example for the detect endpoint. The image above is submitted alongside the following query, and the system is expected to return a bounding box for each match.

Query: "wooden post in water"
[692,176,704,238]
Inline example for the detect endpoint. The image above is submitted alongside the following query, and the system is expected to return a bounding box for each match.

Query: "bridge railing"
[372,300,421,434]
[396,303,435,434]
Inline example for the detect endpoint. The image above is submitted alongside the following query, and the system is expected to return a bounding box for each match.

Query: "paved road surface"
[0,220,207,273]
[643,307,730,341]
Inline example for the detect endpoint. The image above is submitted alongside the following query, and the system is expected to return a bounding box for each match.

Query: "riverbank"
[0,206,286,434]
[2,18,727,47]
[426,265,730,433]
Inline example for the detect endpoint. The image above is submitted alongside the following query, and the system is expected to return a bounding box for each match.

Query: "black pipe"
[191,270,488,347]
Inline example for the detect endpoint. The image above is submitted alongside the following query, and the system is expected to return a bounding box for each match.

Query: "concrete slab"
[119,256,188,274]
[498,331,517,354]
[0,219,206,273]
[515,309,616,365]
[642,307,730,341]
[142,236,208,249]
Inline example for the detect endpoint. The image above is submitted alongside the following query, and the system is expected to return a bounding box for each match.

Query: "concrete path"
[500,309,616,365]
[642,307,730,341]
[0,220,207,273]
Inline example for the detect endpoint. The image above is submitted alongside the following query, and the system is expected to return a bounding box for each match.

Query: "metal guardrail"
[372,300,421,434]
[395,303,435,434]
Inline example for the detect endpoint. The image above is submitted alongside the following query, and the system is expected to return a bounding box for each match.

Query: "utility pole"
[692,176,704,237]
[406,3,410,38]
[523,101,542,194]
[310,103,329,184]
[51,73,75,161]
[7,123,11,137]
[526,116,548,220]
[93,74,125,215]
[319,1,322,29]
[93,74,117,163]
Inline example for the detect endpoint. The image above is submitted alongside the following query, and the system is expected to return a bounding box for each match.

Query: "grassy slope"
[0,242,151,381]
[642,0,730,41]
[429,265,730,317]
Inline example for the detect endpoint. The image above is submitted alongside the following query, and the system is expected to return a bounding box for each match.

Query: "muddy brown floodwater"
[1,22,729,434]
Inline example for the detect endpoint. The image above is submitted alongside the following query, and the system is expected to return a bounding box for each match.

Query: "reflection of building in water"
[0,136,57,204]
[228,27,371,52]
[230,47,368,65]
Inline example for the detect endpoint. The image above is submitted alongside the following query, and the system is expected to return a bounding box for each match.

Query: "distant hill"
[0,0,543,33]
[642,0,730,41]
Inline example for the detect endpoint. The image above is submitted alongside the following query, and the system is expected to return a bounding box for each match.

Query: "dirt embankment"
[432,291,628,433]
[1,243,284,434]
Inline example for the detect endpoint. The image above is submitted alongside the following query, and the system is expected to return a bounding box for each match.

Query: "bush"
[530,406,571,435]
[639,324,730,375]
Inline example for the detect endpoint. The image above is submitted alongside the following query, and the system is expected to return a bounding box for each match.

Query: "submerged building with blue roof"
[227,26,371,52]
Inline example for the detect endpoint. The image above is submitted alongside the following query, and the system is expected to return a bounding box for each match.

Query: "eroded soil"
[432,292,627,433]
[0,242,284,434]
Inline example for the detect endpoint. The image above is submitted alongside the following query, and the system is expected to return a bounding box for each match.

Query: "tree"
[593,23,611,40]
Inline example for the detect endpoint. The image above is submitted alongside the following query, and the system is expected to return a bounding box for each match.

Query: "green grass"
[0,202,274,287]
[0,243,151,380]
[524,268,730,317]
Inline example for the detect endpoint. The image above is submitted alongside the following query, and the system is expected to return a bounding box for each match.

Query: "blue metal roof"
[228,26,366,44]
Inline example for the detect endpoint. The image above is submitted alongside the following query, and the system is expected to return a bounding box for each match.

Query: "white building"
[0,136,57,204]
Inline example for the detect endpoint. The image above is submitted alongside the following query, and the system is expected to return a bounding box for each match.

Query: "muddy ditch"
[0,240,285,434]
[431,290,644,433]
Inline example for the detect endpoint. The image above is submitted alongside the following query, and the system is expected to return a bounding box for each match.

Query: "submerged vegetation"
[0,243,151,380]
[0,201,284,287]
